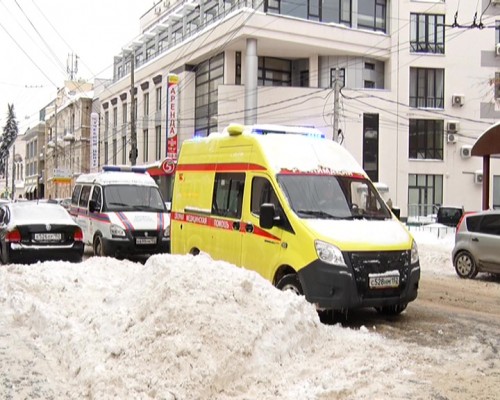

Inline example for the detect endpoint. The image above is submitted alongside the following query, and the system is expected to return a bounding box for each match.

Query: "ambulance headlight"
[411,240,419,264]
[315,240,346,266]
[110,224,126,237]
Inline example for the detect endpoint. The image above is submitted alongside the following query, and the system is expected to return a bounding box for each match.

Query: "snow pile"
[1,254,420,399]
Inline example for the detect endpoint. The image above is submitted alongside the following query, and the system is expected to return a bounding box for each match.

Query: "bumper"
[298,258,420,311]
[102,236,170,257]
[8,242,85,263]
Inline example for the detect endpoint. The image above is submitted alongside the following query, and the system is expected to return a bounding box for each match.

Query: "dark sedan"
[0,201,84,264]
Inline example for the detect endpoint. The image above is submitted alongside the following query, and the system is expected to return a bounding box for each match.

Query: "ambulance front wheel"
[93,234,106,257]
[276,274,303,296]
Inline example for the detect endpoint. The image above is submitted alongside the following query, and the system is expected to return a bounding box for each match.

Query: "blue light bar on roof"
[250,126,325,139]
[102,165,147,173]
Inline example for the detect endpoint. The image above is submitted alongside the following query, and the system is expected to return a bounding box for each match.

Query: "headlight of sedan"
[410,240,419,264]
[315,240,346,266]
[163,226,170,238]
[110,224,126,237]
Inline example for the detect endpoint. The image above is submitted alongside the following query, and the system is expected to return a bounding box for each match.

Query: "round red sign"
[161,159,176,175]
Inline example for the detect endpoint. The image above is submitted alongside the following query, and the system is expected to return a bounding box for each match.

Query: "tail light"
[74,227,83,242]
[6,229,21,243]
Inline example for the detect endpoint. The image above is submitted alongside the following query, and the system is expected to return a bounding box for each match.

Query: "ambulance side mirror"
[260,203,278,229]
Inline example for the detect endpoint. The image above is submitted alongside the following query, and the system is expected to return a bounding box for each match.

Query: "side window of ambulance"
[251,177,281,216]
[91,186,103,211]
[212,173,245,218]
[71,185,82,206]
[79,185,92,208]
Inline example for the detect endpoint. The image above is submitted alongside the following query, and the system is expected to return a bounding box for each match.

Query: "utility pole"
[333,67,340,142]
[11,144,15,199]
[54,100,58,198]
[129,51,137,166]
[4,149,8,198]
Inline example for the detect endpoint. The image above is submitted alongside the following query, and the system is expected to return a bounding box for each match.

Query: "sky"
[0,227,498,399]
[0,0,151,134]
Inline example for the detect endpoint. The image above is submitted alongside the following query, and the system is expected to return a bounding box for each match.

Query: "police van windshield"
[277,174,391,220]
[103,185,166,212]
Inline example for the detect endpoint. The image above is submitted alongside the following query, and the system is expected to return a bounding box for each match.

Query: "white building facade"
[97,0,500,218]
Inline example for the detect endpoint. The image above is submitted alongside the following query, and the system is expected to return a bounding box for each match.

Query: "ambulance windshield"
[103,185,166,212]
[278,174,391,220]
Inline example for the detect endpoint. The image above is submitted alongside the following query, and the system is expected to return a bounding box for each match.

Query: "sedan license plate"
[369,273,400,289]
[136,237,157,245]
[34,233,62,242]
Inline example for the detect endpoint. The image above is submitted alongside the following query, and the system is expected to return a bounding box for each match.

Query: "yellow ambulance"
[170,124,420,315]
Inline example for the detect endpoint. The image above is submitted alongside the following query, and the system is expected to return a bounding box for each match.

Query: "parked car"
[437,205,464,227]
[0,201,84,264]
[452,209,500,279]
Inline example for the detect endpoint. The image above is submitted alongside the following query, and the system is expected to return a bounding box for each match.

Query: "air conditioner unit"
[452,94,464,107]
[447,133,457,143]
[496,43,500,57]
[474,170,484,184]
[460,145,472,158]
[446,120,460,132]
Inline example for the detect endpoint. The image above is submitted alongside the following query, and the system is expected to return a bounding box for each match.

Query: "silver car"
[452,210,500,279]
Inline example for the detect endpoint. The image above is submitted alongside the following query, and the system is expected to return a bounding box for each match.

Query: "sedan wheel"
[454,251,478,279]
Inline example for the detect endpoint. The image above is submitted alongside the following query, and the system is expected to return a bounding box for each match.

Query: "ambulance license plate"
[369,273,400,289]
[34,233,62,242]
[136,237,157,245]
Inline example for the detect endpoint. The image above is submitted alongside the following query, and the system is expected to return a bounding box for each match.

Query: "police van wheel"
[93,235,106,257]
[276,274,303,296]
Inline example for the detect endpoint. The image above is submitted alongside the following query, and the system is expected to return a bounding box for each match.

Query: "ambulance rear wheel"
[93,234,106,257]
[276,274,303,296]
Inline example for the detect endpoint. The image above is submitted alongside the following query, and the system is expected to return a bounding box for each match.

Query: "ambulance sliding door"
[210,172,244,266]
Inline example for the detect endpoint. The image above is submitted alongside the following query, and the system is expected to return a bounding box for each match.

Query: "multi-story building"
[44,81,94,199]
[23,121,45,199]
[97,0,500,218]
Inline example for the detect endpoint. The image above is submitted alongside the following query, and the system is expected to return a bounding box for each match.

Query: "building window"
[144,92,149,116]
[496,20,500,44]
[113,107,118,128]
[143,129,149,162]
[363,113,379,182]
[330,68,346,88]
[112,139,117,164]
[235,51,241,85]
[104,141,109,164]
[265,0,351,27]
[410,14,445,54]
[122,136,127,164]
[104,111,109,134]
[155,125,162,160]
[409,67,444,109]
[122,102,128,125]
[195,53,224,137]
[258,57,291,86]
[409,119,444,160]
[364,80,375,88]
[358,0,386,33]
[156,87,162,112]
[408,174,443,217]
[322,0,351,26]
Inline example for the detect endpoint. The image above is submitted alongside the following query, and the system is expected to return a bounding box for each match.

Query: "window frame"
[408,119,444,160]
[410,13,445,54]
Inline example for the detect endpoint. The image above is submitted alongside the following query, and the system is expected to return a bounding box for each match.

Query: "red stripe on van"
[172,212,280,241]
[176,163,266,172]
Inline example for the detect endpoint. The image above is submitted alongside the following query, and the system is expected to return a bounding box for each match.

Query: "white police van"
[70,166,170,257]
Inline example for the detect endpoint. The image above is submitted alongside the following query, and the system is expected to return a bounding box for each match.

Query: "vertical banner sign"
[90,112,99,173]
[166,73,179,159]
